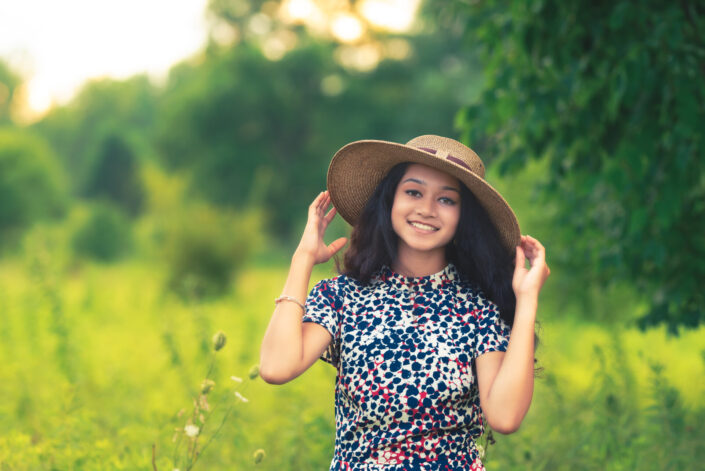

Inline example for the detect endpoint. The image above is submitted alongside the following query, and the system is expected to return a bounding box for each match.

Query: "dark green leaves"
[454,0,705,330]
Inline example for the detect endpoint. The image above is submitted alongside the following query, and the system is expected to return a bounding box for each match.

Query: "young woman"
[259,135,550,470]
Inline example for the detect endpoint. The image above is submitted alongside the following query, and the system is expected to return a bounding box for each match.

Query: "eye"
[439,196,457,206]
[405,189,422,197]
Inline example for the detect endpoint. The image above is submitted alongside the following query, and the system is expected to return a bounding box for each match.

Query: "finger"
[515,245,525,271]
[311,191,322,205]
[317,192,329,212]
[309,193,323,216]
[524,235,545,254]
[317,198,329,217]
[328,237,348,255]
[522,236,543,260]
[324,205,337,224]
[528,238,545,263]
[520,240,535,261]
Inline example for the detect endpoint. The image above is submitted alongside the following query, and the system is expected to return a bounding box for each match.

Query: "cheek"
[390,193,409,219]
[444,207,461,231]
[390,202,405,232]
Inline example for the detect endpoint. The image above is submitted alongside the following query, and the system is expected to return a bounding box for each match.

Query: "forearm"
[259,251,315,381]
[484,295,537,432]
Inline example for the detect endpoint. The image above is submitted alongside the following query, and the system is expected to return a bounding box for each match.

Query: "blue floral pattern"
[303,263,511,470]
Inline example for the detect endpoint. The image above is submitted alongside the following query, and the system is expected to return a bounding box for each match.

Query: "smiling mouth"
[409,221,439,231]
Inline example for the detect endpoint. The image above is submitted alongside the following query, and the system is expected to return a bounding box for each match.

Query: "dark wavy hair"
[339,162,517,326]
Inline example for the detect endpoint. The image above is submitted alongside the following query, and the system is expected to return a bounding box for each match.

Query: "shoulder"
[454,278,495,309]
[310,275,342,293]
[309,273,361,298]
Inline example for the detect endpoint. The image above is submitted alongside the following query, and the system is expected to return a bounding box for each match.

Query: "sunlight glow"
[359,0,421,32]
[0,0,209,117]
[283,0,316,21]
[26,77,54,114]
[320,74,344,96]
[335,43,381,72]
[0,0,424,116]
[383,38,412,61]
[331,14,365,43]
[248,13,273,36]
[261,30,298,61]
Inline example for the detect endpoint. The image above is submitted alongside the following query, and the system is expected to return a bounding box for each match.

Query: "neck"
[391,245,448,278]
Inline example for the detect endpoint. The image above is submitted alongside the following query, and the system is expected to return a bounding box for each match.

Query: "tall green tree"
[157,1,484,241]
[84,133,144,217]
[0,128,67,246]
[452,1,705,330]
[33,76,158,193]
[0,60,21,125]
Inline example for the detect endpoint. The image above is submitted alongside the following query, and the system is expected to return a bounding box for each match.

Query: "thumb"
[328,237,348,255]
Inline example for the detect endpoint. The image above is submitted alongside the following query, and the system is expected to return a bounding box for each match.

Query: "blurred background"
[1,0,703,469]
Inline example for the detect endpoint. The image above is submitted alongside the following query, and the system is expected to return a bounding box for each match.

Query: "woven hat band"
[416,147,473,173]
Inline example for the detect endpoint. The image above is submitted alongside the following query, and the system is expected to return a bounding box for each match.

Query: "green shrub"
[83,132,145,217]
[162,203,264,299]
[71,202,132,262]
[0,128,67,247]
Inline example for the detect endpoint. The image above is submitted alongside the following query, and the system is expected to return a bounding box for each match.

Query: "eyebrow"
[402,177,460,194]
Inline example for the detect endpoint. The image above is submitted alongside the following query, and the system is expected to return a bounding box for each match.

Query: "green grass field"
[1,257,703,470]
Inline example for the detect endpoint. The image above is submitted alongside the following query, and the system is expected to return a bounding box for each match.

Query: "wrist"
[515,295,538,319]
[292,249,316,266]
[516,294,538,306]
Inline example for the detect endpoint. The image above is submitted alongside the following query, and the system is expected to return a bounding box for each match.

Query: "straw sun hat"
[326,135,520,253]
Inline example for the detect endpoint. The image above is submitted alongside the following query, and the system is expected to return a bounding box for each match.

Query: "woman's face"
[391,163,461,260]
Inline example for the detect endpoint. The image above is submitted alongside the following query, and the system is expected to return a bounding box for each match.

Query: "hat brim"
[327,140,520,253]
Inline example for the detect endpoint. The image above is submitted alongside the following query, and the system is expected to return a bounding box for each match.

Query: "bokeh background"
[1,1,704,469]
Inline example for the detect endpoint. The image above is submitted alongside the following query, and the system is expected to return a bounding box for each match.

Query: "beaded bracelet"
[274,295,306,315]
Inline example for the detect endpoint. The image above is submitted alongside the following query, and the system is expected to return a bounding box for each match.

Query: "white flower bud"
[184,424,200,437]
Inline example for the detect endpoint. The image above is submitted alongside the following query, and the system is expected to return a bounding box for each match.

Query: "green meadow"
[2,1,703,469]
[1,251,703,470]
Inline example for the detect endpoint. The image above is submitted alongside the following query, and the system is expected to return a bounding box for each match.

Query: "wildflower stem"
[197,379,252,460]
[172,431,184,467]
[205,352,216,380]
[197,402,234,460]
[152,443,159,471]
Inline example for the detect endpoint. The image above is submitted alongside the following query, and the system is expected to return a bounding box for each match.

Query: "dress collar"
[374,262,459,292]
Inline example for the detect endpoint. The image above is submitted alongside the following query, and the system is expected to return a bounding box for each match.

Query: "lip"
[408,220,439,232]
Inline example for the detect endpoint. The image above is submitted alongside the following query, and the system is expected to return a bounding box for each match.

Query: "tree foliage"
[157,5,482,241]
[453,1,705,331]
[0,128,67,246]
[33,76,158,193]
[84,133,144,217]
[71,202,133,262]
[0,60,20,125]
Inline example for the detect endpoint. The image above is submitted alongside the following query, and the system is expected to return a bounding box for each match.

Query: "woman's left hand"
[512,235,551,299]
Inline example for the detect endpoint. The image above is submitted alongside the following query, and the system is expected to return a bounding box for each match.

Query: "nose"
[416,195,437,217]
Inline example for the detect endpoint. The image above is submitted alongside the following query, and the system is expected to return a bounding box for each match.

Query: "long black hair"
[339,162,517,327]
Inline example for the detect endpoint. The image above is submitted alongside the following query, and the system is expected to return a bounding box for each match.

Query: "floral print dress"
[302,263,511,470]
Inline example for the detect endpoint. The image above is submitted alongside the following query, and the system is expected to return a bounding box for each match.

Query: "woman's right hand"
[295,190,348,265]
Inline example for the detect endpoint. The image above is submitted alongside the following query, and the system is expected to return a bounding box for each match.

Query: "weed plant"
[0,260,702,470]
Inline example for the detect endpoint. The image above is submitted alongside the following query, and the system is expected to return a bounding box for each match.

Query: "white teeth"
[410,221,438,231]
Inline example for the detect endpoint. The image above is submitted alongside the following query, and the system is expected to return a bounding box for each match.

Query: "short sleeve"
[473,295,511,358]
[302,277,342,368]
